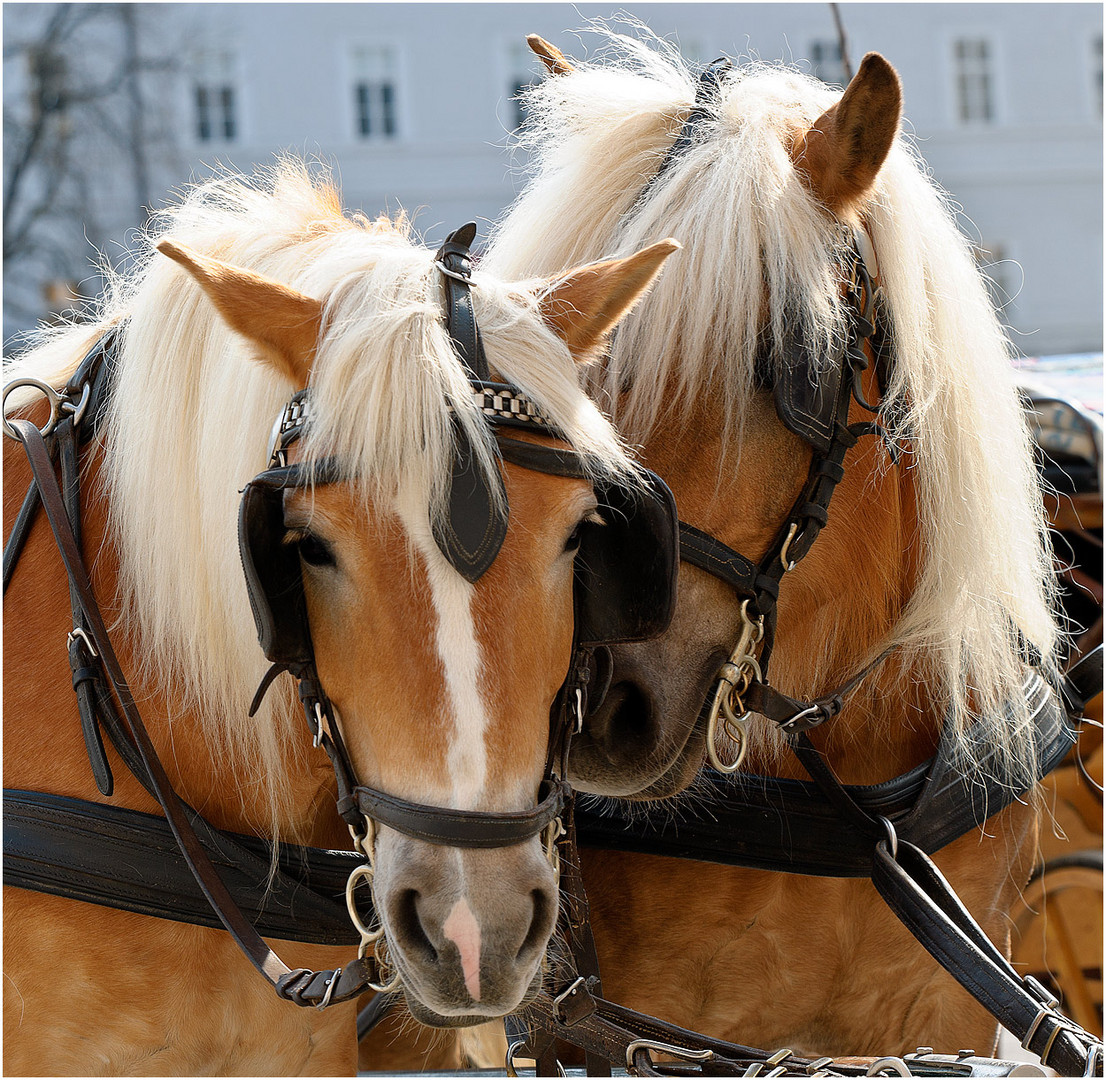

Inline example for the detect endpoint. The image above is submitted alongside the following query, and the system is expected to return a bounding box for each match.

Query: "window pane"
[220,86,235,140]
[195,85,211,141]
[381,83,395,135]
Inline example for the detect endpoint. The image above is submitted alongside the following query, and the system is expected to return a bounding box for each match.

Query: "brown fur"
[157,239,323,386]
[527,33,574,76]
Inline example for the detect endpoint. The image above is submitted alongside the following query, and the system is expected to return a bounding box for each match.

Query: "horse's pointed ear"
[527,34,574,75]
[539,239,680,361]
[156,239,322,387]
[793,52,902,215]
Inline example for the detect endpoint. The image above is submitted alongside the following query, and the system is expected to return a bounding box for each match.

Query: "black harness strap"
[4,789,362,945]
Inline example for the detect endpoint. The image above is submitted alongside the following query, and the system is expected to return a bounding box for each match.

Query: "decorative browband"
[267,383,557,469]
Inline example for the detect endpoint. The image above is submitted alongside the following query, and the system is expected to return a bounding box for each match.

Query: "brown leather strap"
[8,417,372,1005]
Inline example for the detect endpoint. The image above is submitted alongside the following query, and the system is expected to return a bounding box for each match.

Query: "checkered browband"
[471,382,555,428]
[266,382,557,467]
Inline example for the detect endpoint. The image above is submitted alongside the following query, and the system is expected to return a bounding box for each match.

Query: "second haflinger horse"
[485,34,1072,1061]
[2,161,681,1074]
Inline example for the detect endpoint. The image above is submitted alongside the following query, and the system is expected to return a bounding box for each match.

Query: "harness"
[2,224,680,1007]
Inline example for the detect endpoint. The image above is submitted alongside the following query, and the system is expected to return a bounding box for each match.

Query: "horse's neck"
[2,428,345,848]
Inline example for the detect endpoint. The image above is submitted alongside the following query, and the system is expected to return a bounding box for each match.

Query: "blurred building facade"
[3,2,1102,353]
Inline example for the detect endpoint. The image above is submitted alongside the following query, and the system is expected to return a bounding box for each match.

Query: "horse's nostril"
[393,889,436,962]
[591,681,653,749]
[517,886,556,962]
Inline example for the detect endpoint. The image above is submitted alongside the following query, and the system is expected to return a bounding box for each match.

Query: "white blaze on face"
[394,488,489,809]
[443,896,483,1002]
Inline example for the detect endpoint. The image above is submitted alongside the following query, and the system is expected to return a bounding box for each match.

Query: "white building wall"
[4,2,1102,354]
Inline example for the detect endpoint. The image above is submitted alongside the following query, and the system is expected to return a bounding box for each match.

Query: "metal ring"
[865,1058,912,1077]
[345,863,382,944]
[3,378,63,440]
[878,816,899,861]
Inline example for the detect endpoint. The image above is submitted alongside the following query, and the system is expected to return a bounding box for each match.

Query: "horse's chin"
[404,996,498,1028]
[401,967,545,1029]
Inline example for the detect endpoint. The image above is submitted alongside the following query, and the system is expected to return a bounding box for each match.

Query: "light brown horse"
[3,161,678,1074]
[485,35,1062,1059]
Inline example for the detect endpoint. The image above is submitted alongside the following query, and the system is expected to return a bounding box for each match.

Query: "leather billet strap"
[6,416,376,1007]
[873,838,1103,1077]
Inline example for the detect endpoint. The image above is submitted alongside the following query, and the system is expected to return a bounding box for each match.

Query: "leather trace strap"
[873,832,1103,1077]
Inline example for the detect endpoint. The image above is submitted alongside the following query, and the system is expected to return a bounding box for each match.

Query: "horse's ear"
[538,239,680,361]
[793,52,902,215]
[155,239,322,387]
[527,34,574,75]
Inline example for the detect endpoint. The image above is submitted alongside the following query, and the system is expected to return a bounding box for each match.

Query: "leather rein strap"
[6,415,371,1004]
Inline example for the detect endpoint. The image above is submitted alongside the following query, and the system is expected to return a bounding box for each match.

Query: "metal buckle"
[315,966,341,1010]
[865,1058,911,1077]
[436,260,476,286]
[878,816,899,861]
[625,1038,714,1071]
[777,704,824,734]
[67,626,99,659]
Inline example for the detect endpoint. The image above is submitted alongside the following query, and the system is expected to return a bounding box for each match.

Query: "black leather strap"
[3,789,362,945]
[872,839,1102,1076]
[341,778,570,848]
[436,221,488,380]
[575,682,1078,877]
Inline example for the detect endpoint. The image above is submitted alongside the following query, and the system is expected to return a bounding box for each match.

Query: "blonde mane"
[4,160,634,832]
[486,32,1060,784]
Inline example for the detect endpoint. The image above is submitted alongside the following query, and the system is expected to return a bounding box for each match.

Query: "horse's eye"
[298,533,335,567]
[566,509,603,554]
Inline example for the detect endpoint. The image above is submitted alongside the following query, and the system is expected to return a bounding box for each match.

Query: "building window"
[953,38,995,124]
[193,51,237,142]
[353,47,398,138]
[507,43,539,130]
[809,40,847,86]
[1093,34,1103,117]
